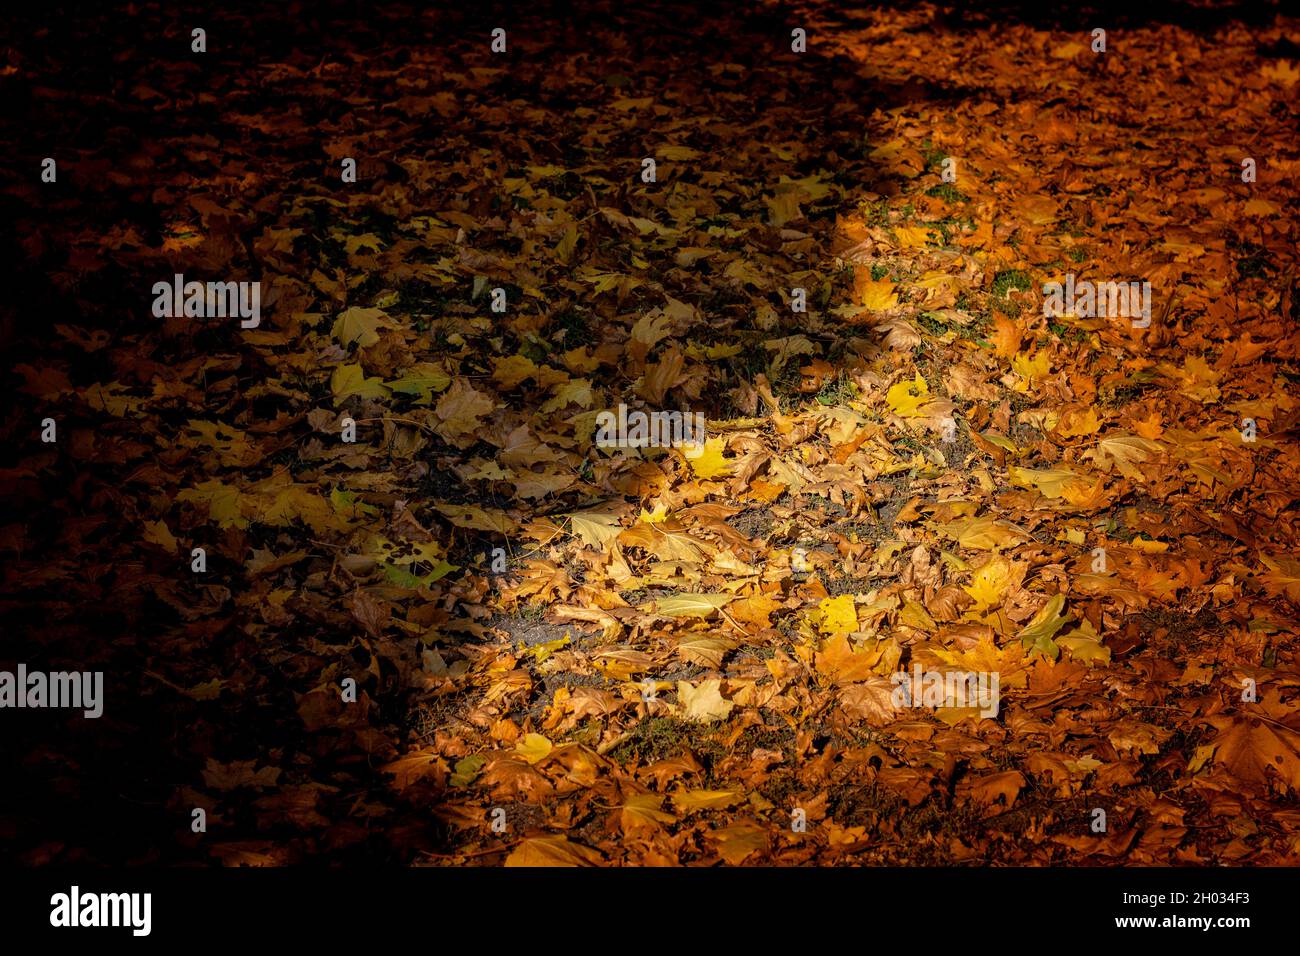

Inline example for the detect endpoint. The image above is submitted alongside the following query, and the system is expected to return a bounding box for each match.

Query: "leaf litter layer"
[2,1,1299,865]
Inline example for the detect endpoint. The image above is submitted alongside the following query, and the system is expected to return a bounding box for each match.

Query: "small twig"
[351,416,439,434]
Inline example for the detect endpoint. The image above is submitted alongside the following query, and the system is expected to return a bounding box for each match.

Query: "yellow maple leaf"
[1010,350,1051,390]
[811,594,858,634]
[815,633,898,684]
[514,732,554,764]
[766,191,803,227]
[894,225,935,249]
[638,504,669,524]
[330,363,391,403]
[257,484,351,534]
[177,480,248,529]
[728,594,782,629]
[1057,618,1111,664]
[434,378,496,435]
[683,435,732,479]
[860,278,899,312]
[886,373,931,416]
[1055,407,1102,437]
[342,232,384,255]
[964,556,1011,610]
[899,599,937,631]
[330,306,389,348]
[554,224,579,263]
[925,637,1031,689]
[142,519,179,553]
[1009,466,1088,499]
[540,378,594,413]
[492,354,539,389]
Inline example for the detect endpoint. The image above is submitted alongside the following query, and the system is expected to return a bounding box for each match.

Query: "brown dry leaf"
[619,794,677,834]
[505,834,603,867]
[839,677,902,723]
[710,823,770,864]
[674,634,739,668]
[618,521,710,563]
[1205,716,1300,790]
[1085,434,1163,481]
[967,770,1026,808]
[941,515,1033,551]
[672,788,744,814]
[381,750,442,791]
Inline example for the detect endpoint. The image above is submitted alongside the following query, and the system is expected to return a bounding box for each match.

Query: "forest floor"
[3,1,1299,865]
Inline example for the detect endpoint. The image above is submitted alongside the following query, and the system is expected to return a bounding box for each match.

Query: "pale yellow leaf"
[654,593,734,618]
